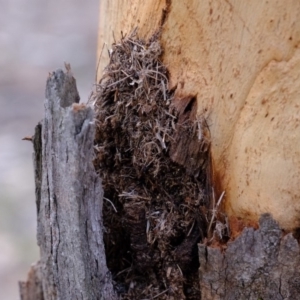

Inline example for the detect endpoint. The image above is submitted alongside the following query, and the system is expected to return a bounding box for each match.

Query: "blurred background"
[0,1,99,298]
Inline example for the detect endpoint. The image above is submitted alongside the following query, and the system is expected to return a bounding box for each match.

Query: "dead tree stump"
[19,67,117,300]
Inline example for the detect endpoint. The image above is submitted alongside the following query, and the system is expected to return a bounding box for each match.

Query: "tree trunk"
[19,67,117,300]
[20,1,300,299]
[96,0,300,299]
[97,0,300,232]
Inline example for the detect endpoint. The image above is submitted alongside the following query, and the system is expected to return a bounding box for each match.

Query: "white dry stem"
[106,76,130,88]
[127,38,146,50]
[197,118,202,141]
[118,191,151,200]
[177,264,183,276]
[103,197,118,213]
[187,220,195,237]
[155,132,166,149]
[207,190,225,238]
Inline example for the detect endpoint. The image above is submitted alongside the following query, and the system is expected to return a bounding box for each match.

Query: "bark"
[19,67,117,300]
[199,214,300,300]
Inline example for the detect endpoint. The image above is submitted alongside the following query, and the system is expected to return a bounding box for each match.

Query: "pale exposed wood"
[199,214,300,300]
[21,67,117,299]
[97,0,167,76]
[97,0,300,231]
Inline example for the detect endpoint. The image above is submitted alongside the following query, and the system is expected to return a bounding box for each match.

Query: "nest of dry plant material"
[92,29,212,299]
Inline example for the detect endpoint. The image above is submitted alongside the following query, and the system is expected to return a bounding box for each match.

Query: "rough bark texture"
[20,67,117,300]
[199,214,300,300]
[97,0,300,232]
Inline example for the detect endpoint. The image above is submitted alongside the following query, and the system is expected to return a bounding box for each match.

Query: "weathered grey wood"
[20,67,117,300]
[199,213,300,300]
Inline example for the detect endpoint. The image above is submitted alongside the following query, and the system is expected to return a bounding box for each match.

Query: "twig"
[103,197,118,213]
[106,76,130,88]
[153,289,169,299]
[207,190,225,238]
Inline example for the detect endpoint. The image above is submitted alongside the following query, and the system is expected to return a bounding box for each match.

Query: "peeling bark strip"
[20,67,117,300]
[199,214,300,300]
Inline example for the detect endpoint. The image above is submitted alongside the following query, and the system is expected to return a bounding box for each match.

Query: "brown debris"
[170,95,211,177]
[92,29,213,299]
